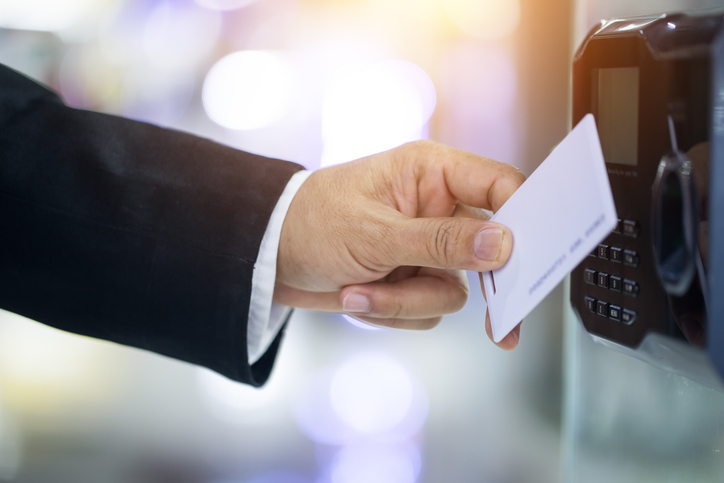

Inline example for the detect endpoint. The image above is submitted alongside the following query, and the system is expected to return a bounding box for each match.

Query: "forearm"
[0,64,304,385]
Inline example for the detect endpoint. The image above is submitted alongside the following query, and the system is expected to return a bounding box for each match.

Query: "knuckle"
[376,295,405,319]
[390,303,404,319]
[427,219,463,266]
[405,139,437,153]
[344,218,397,274]
[507,165,527,186]
[395,140,440,167]
[415,139,440,153]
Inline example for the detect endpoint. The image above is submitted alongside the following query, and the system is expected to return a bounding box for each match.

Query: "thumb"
[392,216,513,272]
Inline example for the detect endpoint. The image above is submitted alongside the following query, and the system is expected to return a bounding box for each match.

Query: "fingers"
[453,202,491,221]
[485,313,521,350]
[338,269,469,329]
[273,283,340,311]
[392,215,513,272]
[277,272,521,351]
[401,141,526,212]
[479,273,521,350]
[449,155,524,213]
[346,314,443,330]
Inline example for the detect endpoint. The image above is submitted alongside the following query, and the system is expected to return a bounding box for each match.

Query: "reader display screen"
[595,67,639,166]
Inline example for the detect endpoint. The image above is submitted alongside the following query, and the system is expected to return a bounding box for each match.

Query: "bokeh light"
[194,0,259,11]
[98,0,155,66]
[443,0,521,40]
[293,368,358,445]
[321,59,436,166]
[0,312,121,415]
[196,367,290,423]
[438,43,519,162]
[203,50,297,130]
[58,45,125,111]
[330,442,421,483]
[330,353,414,435]
[444,45,517,123]
[0,0,99,32]
[213,470,311,483]
[0,409,21,481]
[293,355,429,445]
[120,63,195,126]
[143,1,221,69]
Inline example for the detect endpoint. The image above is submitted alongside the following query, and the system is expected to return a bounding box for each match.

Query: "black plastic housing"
[570,9,724,386]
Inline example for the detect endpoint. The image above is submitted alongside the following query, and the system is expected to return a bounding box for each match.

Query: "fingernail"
[343,293,371,314]
[474,227,503,261]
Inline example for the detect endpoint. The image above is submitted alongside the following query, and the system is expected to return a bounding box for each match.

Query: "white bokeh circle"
[203,50,296,130]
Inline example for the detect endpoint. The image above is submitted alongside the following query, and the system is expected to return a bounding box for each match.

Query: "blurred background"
[0,0,723,482]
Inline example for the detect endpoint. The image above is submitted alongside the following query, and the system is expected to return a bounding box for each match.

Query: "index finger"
[413,143,526,212]
[485,313,521,351]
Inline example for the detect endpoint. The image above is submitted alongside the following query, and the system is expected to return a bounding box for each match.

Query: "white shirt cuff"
[247,169,312,365]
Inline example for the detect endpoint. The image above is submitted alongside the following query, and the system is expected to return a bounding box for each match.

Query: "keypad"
[596,300,608,317]
[584,296,637,326]
[613,219,622,234]
[623,250,639,267]
[609,275,622,292]
[622,309,637,325]
[582,270,638,296]
[581,217,640,327]
[608,304,622,321]
[623,279,639,297]
[597,272,609,288]
[623,220,639,237]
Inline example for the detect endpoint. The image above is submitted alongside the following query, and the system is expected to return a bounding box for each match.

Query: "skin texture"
[274,140,526,350]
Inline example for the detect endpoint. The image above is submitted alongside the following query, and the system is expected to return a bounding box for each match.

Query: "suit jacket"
[0,64,304,386]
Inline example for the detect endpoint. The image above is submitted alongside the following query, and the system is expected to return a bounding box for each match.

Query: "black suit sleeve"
[0,64,304,386]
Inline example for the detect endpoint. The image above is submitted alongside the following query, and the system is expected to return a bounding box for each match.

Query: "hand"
[274,140,525,350]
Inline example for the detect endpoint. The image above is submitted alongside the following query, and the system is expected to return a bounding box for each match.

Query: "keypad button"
[622,309,637,325]
[608,304,622,321]
[588,250,597,258]
[584,296,596,313]
[597,272,609,288]
[609,276,622,292]
[623,250,639,268]
[597,244,609,260]
[596,300,608,317]
[623,220,639,238]
[584,269,596,285]
[613,219,622,234]
[623,279,639,297]
[610,247,622,263]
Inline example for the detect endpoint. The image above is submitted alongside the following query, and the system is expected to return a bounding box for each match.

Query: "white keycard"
[482,114,617,342]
